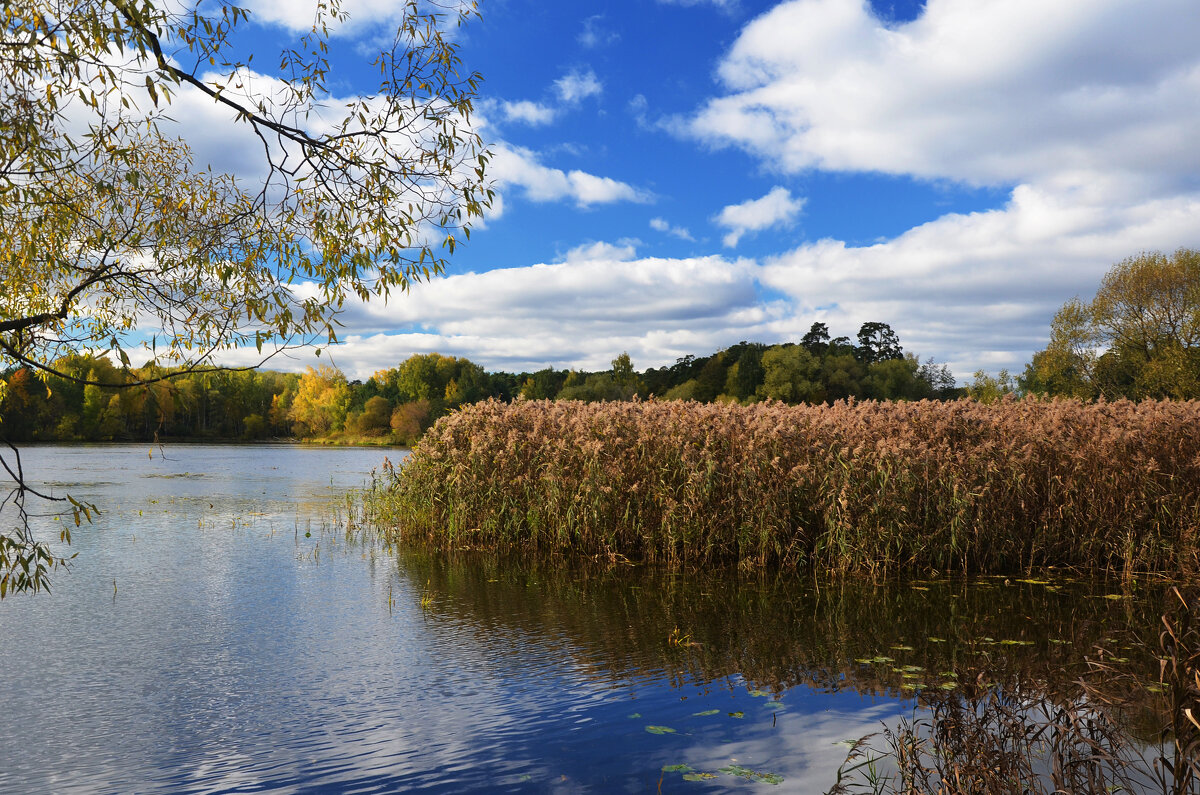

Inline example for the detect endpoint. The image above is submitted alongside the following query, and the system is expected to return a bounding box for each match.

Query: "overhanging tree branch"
[0,0,490,595]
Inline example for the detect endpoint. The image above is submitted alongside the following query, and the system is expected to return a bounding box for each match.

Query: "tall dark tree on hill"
[856,322,904,365]
[801,322,831,356]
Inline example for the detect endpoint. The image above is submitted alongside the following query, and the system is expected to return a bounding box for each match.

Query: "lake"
[0,444,1180,793]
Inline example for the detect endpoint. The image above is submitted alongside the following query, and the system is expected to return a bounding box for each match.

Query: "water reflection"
[0,444,1187,793]
[395,550,1195,791]
[398,550,1167,700]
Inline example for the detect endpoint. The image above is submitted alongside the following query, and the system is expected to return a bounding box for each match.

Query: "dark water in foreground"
[0,444,1176,793]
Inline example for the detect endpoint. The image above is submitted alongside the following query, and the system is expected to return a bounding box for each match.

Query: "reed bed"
[372,397,1200,577]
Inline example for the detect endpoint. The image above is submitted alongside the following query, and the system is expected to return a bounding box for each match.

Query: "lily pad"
[692,709,720,717]
[748,689,771,698]
[682,772,718,781]
[662,764,693,772]
[628,713,642,719]
[728,711,745,719]
[645,725,677,735]
[764,701,784,709]
[719,764,784,785]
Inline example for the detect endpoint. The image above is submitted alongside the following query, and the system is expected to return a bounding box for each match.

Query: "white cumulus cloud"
[688,0,1200,194]
[241,246,769,377]
[554,68,604,104]
[715,187,805,247]
[489,144,650,207]
[650,217,695,241]
[499,100,557,126]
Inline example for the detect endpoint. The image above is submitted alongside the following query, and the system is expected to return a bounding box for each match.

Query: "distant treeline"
[0,322,959,444]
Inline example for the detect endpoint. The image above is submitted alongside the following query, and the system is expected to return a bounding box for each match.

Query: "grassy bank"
[296,433,409,447]
[370,397,1200,577]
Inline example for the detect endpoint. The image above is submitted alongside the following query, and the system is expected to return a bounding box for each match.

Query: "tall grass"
[372,397,1200,577]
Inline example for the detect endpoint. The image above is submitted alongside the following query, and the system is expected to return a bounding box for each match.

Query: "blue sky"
[202,0,1200,380]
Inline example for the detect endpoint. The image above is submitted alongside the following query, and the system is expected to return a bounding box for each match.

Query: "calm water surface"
[0,444,1172,793]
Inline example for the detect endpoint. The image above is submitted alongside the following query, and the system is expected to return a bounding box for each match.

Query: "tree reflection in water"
[829,589,1199,794]
[393,550,1198,792]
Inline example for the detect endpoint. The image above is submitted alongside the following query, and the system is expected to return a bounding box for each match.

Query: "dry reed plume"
[371,397,1200,577]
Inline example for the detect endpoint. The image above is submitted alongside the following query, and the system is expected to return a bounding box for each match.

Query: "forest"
[0,321,959,445]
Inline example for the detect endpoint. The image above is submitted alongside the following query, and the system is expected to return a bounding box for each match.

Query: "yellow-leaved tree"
[1023,250,1200,400]
[288,365,351,438]
[0,0,491,595]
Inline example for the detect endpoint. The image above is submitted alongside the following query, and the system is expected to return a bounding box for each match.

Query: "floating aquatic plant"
[719,764,784,785]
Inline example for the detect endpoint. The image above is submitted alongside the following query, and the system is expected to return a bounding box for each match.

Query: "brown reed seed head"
[374,397,1200,576]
